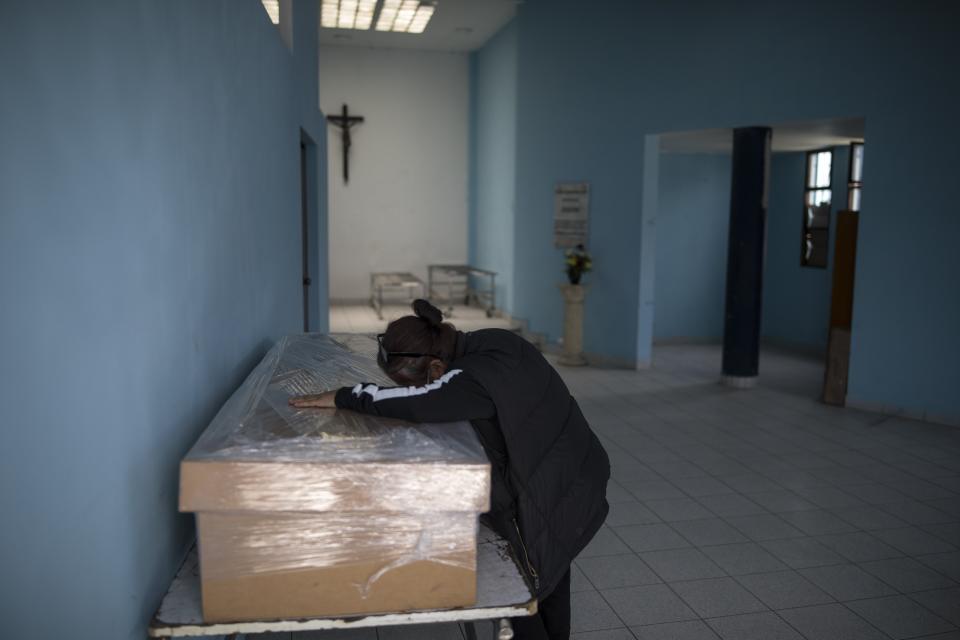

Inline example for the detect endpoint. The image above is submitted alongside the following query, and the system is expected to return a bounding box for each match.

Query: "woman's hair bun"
[412,299,443,327]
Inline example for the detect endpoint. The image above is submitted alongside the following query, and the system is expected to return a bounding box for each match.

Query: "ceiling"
[659,117,866,154]
[318,0,518,52]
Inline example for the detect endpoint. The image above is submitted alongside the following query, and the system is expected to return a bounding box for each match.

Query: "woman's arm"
[291,370,495,424]
[288,391,337,408]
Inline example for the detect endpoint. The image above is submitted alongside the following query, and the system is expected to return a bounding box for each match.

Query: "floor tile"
[878,501,956,525]
[859,556,957,592]
[798,564,898,601]
[747,491,820,513]
[701,543,789,575]
[816,531,904,562]
[670,577,767,618]
[705,611,804,640]
[870,526,958,556]
[606,501,663,527]
[601,584,699,626]
[793,486,866,510]
[698,494,767,518]
[926,498,960,518]
[581,527,633,558]
[571,629,636,640]
[645,498,716,522]
[910,587,960,626]
[578,553,662,589]
[633,620,720,640]
[778,603,888,639]
[615,524,691,553]
[735,570,835,609]
[765,469,833,491]
[726,514,806,541]
[922,522,960,547]
[778,510,858,536]
[671,519,750,547]
[833,505,910,531]
[846,595,956,639]
[672,476,736,498]
[571,562,596,592]
[607,480,640,504]
[694,459,752,477]
[841,482,911,505]
[625,481,688,501]
[918,552,960,582]
[378,623,463,640]
[571,590,624,633]
[811,466,873,485]
[780,453,836,470]
[649,461,711,480]
[616,464,667,484]
[460,622,492,639]
[760,537,847,569]
[900,482,960,502]
[716,474,785,494]
[640,548,726,582]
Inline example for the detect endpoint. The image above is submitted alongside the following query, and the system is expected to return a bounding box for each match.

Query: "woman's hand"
[288,391,338,409]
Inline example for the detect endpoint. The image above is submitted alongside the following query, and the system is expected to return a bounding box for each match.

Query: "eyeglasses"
[377,333,441,364]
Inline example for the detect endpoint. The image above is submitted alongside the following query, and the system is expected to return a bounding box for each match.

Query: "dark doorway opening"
[300,131,319,332]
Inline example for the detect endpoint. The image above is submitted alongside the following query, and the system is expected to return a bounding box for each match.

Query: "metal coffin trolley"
[369,272,426,320]
[427,265,497,318]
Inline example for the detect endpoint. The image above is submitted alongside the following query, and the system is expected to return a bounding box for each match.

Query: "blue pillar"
[722,127,771,388]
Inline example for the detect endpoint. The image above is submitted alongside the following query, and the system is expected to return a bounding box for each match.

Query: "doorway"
[300,131,320,332]
[639,117,865,403]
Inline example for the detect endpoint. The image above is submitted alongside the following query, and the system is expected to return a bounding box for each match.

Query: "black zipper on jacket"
[512,517,540,591]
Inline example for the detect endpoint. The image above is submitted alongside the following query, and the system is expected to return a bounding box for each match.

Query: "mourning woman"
[290,300,610,640]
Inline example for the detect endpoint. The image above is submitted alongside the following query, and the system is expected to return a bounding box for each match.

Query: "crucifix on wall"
[326,103,364,184]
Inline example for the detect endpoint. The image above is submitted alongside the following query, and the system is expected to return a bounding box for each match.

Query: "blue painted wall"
[473,0,959,421]
[469,21,518,313]
[654,154,731,341]
[763,147,849,353]
[0,1,326,637]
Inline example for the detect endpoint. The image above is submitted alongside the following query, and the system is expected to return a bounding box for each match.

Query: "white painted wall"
[319,46,469,301]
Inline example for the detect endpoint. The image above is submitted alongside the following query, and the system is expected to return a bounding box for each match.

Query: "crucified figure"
[326,103,365,184]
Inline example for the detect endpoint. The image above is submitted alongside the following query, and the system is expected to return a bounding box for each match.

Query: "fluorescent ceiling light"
[261,0,280,25]
[375,0,399,31]
[321,0,436,33]
[408,5,435,33]
[338,0,357,29]
[355,0,376,30]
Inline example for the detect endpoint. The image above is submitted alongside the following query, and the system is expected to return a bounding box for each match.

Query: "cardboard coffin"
[179,334,491,622]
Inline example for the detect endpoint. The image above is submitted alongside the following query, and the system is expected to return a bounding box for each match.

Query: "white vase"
[559,283,588,366]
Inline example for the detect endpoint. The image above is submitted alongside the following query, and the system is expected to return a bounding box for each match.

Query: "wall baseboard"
[651,336,826,361]
[845,398,960,429]
[653,336,722,346]
[330,297,370,306]
[759,336,827,359]
[521,330,959,426]
[584,351,638,369]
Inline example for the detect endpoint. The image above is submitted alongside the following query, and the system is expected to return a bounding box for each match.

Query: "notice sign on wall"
[554,182,590,248]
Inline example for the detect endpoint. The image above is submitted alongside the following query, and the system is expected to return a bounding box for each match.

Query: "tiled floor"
[330,303,520,334]
[251,344,960,640]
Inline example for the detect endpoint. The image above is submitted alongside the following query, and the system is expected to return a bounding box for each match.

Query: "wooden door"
[822,210,859,405]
